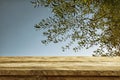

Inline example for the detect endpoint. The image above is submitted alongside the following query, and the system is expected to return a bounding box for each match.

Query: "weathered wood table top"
[0,56,120,80]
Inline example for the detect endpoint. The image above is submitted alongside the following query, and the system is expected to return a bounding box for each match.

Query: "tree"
[31,0,120,57]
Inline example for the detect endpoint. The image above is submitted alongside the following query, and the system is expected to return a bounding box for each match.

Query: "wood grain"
[0,57,120,80]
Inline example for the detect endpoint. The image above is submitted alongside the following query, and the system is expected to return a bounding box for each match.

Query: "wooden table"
[0,57,120,80]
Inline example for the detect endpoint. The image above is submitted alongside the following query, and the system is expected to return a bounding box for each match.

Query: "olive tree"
[31,0,120,56]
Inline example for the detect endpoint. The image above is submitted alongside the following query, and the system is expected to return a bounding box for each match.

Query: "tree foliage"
[31,0,120,57]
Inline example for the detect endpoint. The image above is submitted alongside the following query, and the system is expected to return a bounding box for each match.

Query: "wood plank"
[0,56,120,62]
[0,76,120,80]
[0,57,120,77]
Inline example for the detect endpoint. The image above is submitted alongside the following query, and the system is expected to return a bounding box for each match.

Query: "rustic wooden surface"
[0,56,120,80]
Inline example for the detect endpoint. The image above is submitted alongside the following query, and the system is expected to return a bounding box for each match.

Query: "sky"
[0,0,97,56]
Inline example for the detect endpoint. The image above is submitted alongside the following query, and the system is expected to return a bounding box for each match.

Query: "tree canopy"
[31,0,120,57]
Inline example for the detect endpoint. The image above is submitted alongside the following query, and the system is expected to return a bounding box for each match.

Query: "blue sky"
[0,0,97,56]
